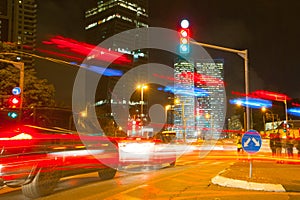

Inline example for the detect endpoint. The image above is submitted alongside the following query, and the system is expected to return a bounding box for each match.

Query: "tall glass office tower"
[173,60,196,141]
[0,0,37,67]
[172,59,225,141]
[195,59,225,139]
[84,0,149,136]
[85,0,148,57]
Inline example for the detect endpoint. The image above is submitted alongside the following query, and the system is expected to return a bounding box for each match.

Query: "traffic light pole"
[0,51,83,109]
[0,58,24,109]
[191,41,250,131]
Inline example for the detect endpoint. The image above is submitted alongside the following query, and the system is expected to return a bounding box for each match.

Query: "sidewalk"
[212,157,300,192]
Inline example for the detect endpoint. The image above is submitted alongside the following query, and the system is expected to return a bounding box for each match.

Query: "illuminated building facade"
[0,0,37,66]
[84,0,148,57]
[195,59,225,139]
[173,60,196,141]
[85,0,149,136]
[171,59,225,140]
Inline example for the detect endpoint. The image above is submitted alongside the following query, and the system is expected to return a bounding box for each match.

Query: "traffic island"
[212,173,285,192]
[211,160,300,192]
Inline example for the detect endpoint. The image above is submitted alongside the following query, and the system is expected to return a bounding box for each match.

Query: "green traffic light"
[8,111,18,119]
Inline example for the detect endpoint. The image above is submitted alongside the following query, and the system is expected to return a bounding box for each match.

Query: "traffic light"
[7,95,21,108]
[282,123,290,133]
[179,19,190,54]
[8,110,19,119]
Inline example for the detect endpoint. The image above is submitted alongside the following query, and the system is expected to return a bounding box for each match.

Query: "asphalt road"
[2,143,300,200]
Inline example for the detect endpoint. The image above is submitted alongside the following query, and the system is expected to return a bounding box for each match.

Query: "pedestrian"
[269,133,276,157]
[236,134,243,157]
[274,133,282,158]
[295,139,300,159]
[286,134,294,158]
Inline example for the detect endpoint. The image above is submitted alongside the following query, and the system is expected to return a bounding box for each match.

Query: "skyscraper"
[173,60,196,141]
[84,0,149,136]
[0,0,37,66]
[0,0,9,42]
[172,58,225,141]
[85,0,148,56]
[195,59,225,139]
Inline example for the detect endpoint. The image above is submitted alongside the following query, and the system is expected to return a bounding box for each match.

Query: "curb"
[211,175,286,192]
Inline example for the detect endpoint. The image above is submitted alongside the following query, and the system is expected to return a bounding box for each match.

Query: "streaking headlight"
[10,133,32,140]
[119,142,155,153]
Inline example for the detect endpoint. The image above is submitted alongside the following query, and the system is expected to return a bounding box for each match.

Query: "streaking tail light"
[75,145,86,149]
[52,146,67,150]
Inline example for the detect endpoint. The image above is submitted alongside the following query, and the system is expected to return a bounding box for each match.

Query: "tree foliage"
[0,42,55,107]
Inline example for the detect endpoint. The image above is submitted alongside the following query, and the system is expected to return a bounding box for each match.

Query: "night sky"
[36,0,300,106]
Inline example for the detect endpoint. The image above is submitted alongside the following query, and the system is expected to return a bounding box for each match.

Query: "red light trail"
[232,90,291,102]
[41,35,132,65]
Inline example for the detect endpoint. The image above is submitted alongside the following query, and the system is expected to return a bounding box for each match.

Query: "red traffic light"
[179,28,190,54]
[180,29,188,38]
[8,95,21,108]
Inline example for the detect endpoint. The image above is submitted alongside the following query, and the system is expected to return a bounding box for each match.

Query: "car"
[117,135,177,169]
[0,122,119,199]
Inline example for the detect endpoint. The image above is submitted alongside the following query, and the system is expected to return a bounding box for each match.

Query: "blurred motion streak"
[288,107,300,117]
[41,35,132,65]
[232,90,291,102]
[0,124,119,198]
[229,97,272,109]
[251,90,291,101]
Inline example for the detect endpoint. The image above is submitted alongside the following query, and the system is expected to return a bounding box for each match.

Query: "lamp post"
[236,101,246,132]
[175,98,186,142]
[284,98,288,126]
[205,113,214,139]
[136,84,147,117]
[272,94,288,127]
[165,105,171,123]
[261,106,278,132]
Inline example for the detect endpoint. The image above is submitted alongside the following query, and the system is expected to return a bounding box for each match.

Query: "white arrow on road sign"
[12,87,21,95]
[242,130,262,154]
[244,137,251,147]
[252,137,260,146]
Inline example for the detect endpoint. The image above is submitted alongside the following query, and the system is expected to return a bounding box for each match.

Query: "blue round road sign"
[12,87,21,95]
[242,130,262,154]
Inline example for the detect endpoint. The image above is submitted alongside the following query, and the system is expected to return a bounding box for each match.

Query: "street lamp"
[261,106,278,132]
[283,97,288,126]
[175,98,186,143]
[136,84,147,117]
[165,104,171,122]
[235,101,247,131]
[205,113,214,139]
[115,126,122,137]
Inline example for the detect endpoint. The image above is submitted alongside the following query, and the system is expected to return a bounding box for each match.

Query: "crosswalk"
[175,158,232,167]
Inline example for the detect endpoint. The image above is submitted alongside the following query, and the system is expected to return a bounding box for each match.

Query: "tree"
[24,69,55,107]
[0,42,55,107]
